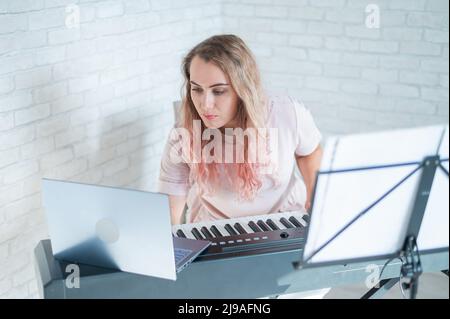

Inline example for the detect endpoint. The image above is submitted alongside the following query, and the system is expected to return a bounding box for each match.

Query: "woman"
[158,34,323,226]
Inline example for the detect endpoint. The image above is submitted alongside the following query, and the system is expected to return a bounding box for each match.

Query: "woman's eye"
[191,88,225,95]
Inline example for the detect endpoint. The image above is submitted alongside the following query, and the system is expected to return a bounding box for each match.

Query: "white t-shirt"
[157,94,322,223]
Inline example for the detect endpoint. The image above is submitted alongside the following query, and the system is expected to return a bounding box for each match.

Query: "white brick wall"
[223,0,448,135]
[0,0,221,299]
[0,0,448,299]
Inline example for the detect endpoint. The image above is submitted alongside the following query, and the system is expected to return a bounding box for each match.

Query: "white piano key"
[172,225,186,237]
[270,218,286,230]
[236,217,255,233]
[230,220,247,234]
[258,215,274,230]
[195,223,211,238]
[296,212,309,227]
[283,211,306,227]
[191,221,214,238]
[198,224,214,239]
[299,217,308,227]
[228,220,243,235]
[173,226,183,237]
[278,213,295,228]
[217,223,232,237]
[259,216,276,231]
[207,220,228,237]
[180,224,196,240]
[246,217,263,233]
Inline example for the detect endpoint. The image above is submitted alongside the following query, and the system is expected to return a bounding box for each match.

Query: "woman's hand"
[296,145,323,212]
[304,200,311,212]
[168,195,187,225]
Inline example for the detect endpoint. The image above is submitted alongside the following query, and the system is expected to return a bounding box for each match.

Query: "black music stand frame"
[294,155,449,299]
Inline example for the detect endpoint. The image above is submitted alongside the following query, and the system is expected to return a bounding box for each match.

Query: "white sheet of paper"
[304,125,449,264]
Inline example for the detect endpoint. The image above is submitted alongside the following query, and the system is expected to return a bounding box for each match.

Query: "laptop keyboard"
[174,248,192,264]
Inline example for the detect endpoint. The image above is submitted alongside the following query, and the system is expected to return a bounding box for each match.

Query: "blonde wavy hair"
[180,34,269,201]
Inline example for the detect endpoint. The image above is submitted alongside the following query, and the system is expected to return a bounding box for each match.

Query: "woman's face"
[189,56,240,129]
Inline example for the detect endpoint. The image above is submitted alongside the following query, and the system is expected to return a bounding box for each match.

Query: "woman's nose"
[202,93,215,110]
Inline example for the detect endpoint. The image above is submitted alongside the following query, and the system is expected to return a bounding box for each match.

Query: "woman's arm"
[169,195,187,225]
[295,145,323,212]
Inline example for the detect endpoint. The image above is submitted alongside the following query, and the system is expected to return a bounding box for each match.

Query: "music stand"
[294,124,449,299]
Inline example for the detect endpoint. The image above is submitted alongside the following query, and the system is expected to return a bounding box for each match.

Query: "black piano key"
[248,221,262,233]
[210,225,223,238]
[191,227,204,240]
[257,220,270,232]
[266,219,279,231]
[201,226,213,239]
[176,229,187,238]
[289,216,303,228]
[303,214,310,223]
[225,224,238,236]
[234,223,247,234]
[280,217,294,229]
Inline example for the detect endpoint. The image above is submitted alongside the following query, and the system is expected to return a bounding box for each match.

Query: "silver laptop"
[41,178,211,281]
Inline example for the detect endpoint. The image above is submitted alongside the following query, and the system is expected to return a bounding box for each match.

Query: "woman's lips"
[204,114,217,120]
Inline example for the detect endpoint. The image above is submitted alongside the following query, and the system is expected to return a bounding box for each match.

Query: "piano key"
[201,226,214,239]
[178,225,196,239]
[248,221,262,233]
[234,223,247,234]
[176,229,187,238]
[288,216,303,228]
[236,217,254,233]
[271,212,292,226]
[287,212,306,226]
[224,223,238,236]
[302,214,310,224]
[216,224,230,237]
[280,217,294,229]
[273,218,289,230]
[263,215,286,230]
[210,225,223,238]
[257,220,270,232]
[191,227,204,240]
[266,219,279,231]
